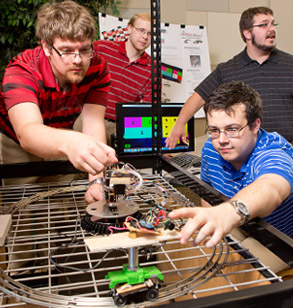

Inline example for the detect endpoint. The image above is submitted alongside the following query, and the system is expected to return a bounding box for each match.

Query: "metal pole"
[128,247,139,270]
[151,0,162,174]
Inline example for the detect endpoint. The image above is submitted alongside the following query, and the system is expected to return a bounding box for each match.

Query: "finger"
[70,157,100,175]
[205,229,224,248]
[165,136,176,149]
[85,160,105,175]
[179,217,202,244]
[169,208,197,219]
[85,190,96,204]
[94,142,118,166]
[85,185,103,203]
[193,223,215,246]
[181,135,187,145]
[86,145,114,172]
[165,138,170,148]
[99,142,117,159]
[78,152,106,175]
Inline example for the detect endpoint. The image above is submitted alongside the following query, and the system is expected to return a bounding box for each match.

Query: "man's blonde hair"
[128,12,151,27]
[36,0,96,45]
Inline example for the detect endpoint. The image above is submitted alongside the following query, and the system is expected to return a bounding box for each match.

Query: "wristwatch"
[229,200,250,225]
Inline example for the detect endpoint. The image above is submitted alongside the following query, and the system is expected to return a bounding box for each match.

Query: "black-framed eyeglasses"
[51,45,94,60]
[206,123,249,139]
[251,21,279,30]
[133,26,151,37]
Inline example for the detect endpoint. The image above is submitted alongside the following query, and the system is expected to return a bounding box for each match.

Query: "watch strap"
[229,200,250,226]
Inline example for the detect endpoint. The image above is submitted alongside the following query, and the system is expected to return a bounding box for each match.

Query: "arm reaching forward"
[165,92,205,148]
[169,174,291,247]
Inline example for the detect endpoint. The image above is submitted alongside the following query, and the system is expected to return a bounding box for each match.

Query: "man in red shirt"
[0,1,117,202]
[93,12,152,144]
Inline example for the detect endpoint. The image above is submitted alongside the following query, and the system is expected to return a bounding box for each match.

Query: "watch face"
[237,201,249,215]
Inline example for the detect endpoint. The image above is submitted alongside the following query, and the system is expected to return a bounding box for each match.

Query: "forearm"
[176,92,205,125]
[18,123,78,159]
[229,174,291,219]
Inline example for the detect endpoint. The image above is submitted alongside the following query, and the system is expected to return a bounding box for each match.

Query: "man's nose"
[218,131,229,142]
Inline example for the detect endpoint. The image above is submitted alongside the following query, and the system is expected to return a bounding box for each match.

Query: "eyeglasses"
[206,123,249,139]
[51,45,94,61]
[133,26,151,37]
[251,21,279,30]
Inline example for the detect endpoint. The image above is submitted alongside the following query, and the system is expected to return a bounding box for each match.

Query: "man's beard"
[65,66,87,84]
[251,33,276,53]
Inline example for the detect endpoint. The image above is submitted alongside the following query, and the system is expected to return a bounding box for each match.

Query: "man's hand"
[169,204,240,247]
[165,122,187,149]
[61,133,117,175]
[85,183,103,203]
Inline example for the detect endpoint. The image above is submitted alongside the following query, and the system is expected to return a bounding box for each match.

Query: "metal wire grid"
[0,176,281,308]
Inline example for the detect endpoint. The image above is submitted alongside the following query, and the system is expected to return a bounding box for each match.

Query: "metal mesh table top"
[0,175,281,308]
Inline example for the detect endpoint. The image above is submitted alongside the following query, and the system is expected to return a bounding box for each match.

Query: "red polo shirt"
[0,46,110,142]
[93,40,152,120]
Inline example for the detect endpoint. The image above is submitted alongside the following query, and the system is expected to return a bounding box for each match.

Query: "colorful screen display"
[116,103,194,155]
[161,62,183,83]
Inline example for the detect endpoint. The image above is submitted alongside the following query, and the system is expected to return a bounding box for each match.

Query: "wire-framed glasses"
[133,26,151,37]
[206,123,249,139]
[251,21,279,30]
[51,45,94,61]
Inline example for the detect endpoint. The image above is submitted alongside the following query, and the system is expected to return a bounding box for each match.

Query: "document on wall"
[161,24,210,117]
[99,13,211,118]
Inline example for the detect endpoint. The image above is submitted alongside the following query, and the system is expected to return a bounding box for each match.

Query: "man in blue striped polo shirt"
[170,81,292,247]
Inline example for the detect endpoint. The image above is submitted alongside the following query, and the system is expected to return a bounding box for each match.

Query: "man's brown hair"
[36,0,96,46]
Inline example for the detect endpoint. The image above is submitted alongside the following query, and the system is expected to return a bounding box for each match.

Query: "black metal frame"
[150,0,162,174]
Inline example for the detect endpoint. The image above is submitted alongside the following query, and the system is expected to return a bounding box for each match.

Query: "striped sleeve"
[251,149,293,191]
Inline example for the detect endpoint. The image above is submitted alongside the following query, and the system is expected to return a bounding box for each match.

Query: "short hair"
[239,7,274,42]
[204,81,263,127]
[36,0,96,46]
[128,12,151,27]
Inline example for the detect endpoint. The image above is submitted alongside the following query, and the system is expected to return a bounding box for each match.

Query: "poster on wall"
[161,24,210,118]
[98,13,210,118]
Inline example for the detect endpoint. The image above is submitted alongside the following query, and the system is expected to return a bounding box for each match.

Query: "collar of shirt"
[241,47,279,66]
[118,40,149,65]
[220,155,248,180]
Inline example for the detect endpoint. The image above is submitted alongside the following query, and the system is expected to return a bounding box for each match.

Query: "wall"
[105,0,293,144]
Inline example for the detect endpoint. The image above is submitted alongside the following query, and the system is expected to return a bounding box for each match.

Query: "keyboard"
[169,153,201,169]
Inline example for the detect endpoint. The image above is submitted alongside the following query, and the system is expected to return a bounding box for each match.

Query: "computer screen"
[115,103,194,155]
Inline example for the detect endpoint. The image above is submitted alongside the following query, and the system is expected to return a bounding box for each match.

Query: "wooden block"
[0,214,12,247]
[84,229,180,252]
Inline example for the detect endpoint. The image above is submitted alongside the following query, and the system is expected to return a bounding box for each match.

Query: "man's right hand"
[62,133,118,175]
[165,122,187,149]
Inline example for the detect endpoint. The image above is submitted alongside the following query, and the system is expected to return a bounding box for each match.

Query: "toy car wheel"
[114,294,127,307]
[146,287,158,301]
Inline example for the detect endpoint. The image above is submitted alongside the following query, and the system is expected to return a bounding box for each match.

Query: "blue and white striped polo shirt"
[201,128,293,237]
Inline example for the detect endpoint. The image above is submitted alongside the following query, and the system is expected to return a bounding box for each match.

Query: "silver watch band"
[88,177,103,187]
[229,200,250,226]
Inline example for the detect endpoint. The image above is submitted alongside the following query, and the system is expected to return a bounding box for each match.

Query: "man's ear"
[243,29,252,42]
[41,40,51,57]
[127,24,133,35]
[252,118,261,134]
